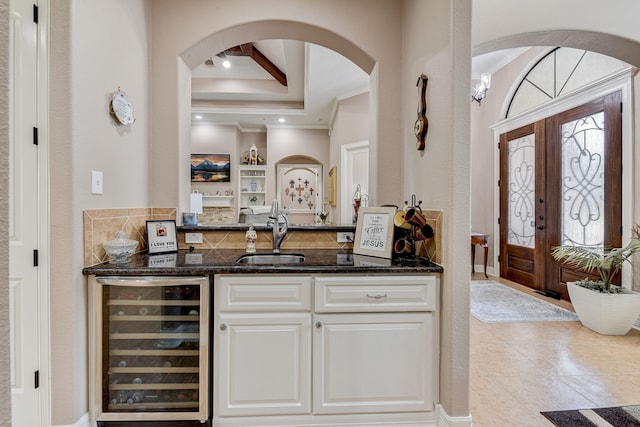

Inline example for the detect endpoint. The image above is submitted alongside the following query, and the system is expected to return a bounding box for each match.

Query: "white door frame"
[340,141,369,224]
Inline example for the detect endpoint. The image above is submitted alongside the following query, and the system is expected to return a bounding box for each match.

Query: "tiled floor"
[470,273,640,426]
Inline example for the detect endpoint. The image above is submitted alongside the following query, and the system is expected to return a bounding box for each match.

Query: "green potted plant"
[551,224,640,335]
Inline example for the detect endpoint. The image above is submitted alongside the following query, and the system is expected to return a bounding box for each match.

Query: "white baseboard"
[436,404,472,427]
[52,412,91,427]
[58,408,474,427]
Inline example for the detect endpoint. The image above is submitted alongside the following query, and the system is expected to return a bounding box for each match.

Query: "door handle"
[536,225,544,230]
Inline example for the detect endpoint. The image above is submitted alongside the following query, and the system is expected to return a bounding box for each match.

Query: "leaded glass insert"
[561,111,605,248]
[508,134,535,248]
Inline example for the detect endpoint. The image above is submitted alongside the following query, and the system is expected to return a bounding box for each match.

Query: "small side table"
[471,232,489,278]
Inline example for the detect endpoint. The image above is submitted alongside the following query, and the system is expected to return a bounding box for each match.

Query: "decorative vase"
[245,224,257,253]
[250,180,257,192]
[567,281,640,335]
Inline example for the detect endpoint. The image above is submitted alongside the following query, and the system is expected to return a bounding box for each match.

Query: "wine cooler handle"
[96,276,207,286]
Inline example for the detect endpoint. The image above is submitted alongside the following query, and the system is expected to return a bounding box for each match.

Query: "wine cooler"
[88,276,210,425]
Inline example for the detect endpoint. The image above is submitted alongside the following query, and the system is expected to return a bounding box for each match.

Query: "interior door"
[9,0,42,425]
[500,92,622,299]
[499,121,546,290]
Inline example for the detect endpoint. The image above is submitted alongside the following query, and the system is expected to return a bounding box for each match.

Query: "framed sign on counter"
[353,206,396,259]
[146,220,178,254]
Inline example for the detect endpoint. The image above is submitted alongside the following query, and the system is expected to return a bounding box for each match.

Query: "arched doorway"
[172,22,380,216]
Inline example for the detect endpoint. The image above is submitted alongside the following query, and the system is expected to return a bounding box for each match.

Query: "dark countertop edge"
[82,249,444,276]
[82,264,444,276]
[178,224,357,232]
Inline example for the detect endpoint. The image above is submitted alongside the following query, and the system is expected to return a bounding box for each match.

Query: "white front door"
[9,0,42,425]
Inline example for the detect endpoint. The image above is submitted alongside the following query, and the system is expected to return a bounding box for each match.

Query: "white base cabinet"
[313,312,433,415]
[217,312,311,416]
[214,274,439,427]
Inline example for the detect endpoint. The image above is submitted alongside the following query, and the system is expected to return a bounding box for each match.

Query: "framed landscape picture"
[191,153,231,182]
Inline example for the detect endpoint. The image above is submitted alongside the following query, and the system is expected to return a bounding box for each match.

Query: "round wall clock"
[110,88,135,125]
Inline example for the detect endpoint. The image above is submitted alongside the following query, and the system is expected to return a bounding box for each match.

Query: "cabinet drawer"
[315,275,437,312]
[216,275,312,312]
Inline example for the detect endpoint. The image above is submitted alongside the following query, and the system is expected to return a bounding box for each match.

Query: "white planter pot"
[567,281,640,335]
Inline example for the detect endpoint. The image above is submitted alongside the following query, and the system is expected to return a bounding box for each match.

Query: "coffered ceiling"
[191,40,370,131]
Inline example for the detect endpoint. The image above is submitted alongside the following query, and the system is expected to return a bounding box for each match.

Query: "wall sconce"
[471,73,491,105]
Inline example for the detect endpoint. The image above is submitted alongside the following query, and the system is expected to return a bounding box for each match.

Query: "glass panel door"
[560,112,605,248]
[499,122,545,290]
[507,133,536,248]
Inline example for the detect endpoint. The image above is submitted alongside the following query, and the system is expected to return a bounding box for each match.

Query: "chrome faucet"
[268,199,288,253]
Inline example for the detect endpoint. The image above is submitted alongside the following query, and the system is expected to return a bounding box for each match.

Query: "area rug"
[470,280,579,323]
[541,405,640,426]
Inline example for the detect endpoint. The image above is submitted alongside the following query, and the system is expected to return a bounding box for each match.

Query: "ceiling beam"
[222,43,288,87]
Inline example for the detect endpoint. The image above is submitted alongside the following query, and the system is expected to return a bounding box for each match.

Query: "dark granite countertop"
[82,248,443,276]
[178,224,357,232]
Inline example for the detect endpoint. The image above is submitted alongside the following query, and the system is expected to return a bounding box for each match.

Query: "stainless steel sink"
[235,253,305,265]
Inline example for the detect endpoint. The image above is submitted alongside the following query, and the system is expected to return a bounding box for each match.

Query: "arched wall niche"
[174,20,378,216]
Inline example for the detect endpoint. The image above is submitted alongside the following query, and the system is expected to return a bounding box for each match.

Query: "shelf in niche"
[202,195,233,207]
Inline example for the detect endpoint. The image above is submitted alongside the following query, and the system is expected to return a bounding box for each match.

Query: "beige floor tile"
[471,274,640,426]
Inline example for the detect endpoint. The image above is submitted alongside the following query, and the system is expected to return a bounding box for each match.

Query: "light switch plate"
[91,170,103,194]
[185,233,203,244]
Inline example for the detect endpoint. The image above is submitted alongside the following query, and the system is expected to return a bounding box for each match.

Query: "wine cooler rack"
[89,276,210,424]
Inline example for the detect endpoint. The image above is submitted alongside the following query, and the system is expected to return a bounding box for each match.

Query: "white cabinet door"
[216,312,311,417]
[313,313,434,415]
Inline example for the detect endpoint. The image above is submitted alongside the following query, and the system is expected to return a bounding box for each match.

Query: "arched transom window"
[506,47,626,118]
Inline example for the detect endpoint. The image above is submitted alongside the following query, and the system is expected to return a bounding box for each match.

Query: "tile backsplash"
[83,208,176,267]
[83,207,443,266]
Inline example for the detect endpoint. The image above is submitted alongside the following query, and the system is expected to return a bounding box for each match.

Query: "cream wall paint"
[150,0,402,212]
[266,128,329,203]
[151,2,473,420]
[329,92,369,222]
[401,0,472,417]
[190,124,240,197]
[0,1,10,425]
[472,2,640,274]
[473,0,640,67]
[23,2,640,426]
[49,0,152,424]
[470,47,547,269]
[39,1,474,425]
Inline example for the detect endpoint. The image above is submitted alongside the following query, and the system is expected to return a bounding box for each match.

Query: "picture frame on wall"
[146,220,178,254]
[190,153,231,182]
[353,206,396,259]
[328,165,337,206]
